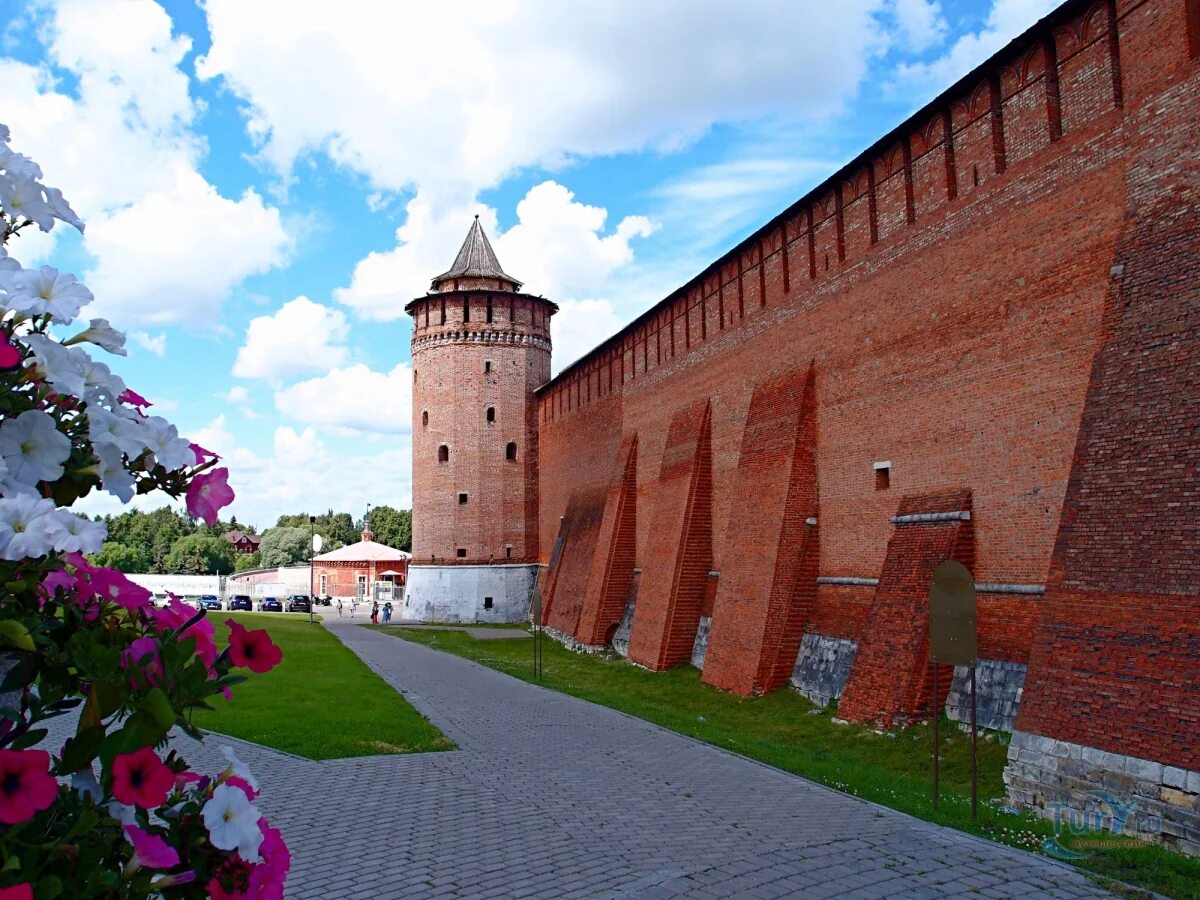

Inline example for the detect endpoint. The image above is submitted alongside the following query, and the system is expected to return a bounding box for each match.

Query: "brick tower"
[402,217,556,621]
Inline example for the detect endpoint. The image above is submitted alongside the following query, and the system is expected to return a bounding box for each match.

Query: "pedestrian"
[371,601,380,624]
[383,601,393,624]
[336,598,343,618]
[350,600,357,618]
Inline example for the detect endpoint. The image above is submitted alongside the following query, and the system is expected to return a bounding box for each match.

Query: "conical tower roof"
[431,216,522,291]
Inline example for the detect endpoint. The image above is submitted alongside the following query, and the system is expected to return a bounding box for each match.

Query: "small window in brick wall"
[874,461,891,491]
[484,360,492,374]
[457,548,467,558]
[505,545,512,559]
[458,493,468,505]
[438,445,449,463]
[422,410,428,427]
[505,442,517,461]
[486,406,495,424]
[484,597,494,610]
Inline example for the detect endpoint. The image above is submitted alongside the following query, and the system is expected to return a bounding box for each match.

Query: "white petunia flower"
[8,266,93,323]
[77,354,126,402]
[0,173,53,232]
[0,123,10,144]
[71,768,104,804]
[22,334,86,398]
[94,443,136,503]
[68,318,125,356]
[0,494,56,560]
[107,801,138,827]
[89,407,146,459]
[0,146,43,183]
[42,186,83,233]
[45,508,106,554]
[201,784,263,863]
[0,409,71,488]
[220,746,259,792]
[139,417,194,471]
[0,256,20,295]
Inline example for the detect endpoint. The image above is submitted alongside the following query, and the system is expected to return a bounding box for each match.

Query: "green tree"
[89,541,149,573]
[275,509,356,550]
[164,534,236,575]
[234,550,262,572]
[258,527,312,567]
[368,505,412,551]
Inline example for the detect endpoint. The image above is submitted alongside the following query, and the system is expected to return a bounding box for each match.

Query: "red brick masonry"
[532,0,1198,778]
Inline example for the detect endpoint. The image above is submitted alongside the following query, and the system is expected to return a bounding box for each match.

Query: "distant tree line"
[89,505,412,574]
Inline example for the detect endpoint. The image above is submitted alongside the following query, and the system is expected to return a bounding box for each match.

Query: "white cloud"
[335,181,653,321]
[551,299,624,374]
[198,1,888,196]
[0,0,290,327]
[130,330,166,357]
[85,168,290,326]
[169,416,411,528]
[891,0,948,53]
[892,0,1059,96]
[233,296,350,381]
[274,363,412,435]
[226,386,250,405]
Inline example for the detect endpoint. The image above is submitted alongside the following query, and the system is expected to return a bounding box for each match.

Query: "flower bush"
[0,125,288,897]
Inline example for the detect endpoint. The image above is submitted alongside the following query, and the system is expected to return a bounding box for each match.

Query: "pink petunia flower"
[151,595,217,668]
[224,775,258,801]
[0,750,57,825]
[248,818,290,899]
[124,824,180,870]
[185,467,234,525]
[111,747,174,810]
[0,332,21,370]
[0,884,33,900]
[189,442,218,464]
[121,636,162,688]
[225,620,282,674]
[77,564,152,613]
[117,388,152,410]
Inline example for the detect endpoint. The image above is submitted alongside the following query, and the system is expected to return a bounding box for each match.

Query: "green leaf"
[57,725,105,774]
[140,688,176,732]
[10,728,46,750]
[35,874,62,899]
[0,620,34,652]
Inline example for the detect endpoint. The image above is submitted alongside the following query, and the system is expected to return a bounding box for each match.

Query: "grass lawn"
[374,625,1199,899]
[192,613,452,760]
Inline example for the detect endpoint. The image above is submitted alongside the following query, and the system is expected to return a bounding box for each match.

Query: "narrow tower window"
[486,297,493,323]
[484,360,492,374]
[463,297,470,323]
[440,298,446,325]
[505,442,517,461]
[422,410,428,427]
[486,406,495,424]
[457,548,467,558]
[438,445,449,463]
[874,460,891,491]
[458,493,468,505]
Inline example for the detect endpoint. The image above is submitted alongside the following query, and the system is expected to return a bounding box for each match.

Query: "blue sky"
[0,0,1057,529]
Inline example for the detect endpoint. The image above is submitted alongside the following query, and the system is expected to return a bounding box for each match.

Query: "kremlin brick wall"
[533,0,1199,813]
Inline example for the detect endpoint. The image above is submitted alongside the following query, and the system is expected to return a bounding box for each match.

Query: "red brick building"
[312,528,410,601]
[409,0,1198,850]
[224,530,261,555]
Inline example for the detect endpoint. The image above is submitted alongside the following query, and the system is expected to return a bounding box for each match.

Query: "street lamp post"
[309,515,316,625]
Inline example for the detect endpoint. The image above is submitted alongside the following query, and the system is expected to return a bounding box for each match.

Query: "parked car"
[318,595,332,607]
[198,594,222,611]
[260,597,283,612]
[229,594,253,611]
[286,595,311,613]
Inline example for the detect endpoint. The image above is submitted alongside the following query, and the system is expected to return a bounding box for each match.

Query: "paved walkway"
[46,621,1115,898]
[376,622,532,640]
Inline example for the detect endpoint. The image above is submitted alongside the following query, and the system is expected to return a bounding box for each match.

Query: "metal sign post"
[309,524,323,626]
[530,585,543,681]
[928,558,978,819]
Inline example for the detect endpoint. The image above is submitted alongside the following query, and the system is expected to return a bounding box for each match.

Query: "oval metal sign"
[929,559,977,666]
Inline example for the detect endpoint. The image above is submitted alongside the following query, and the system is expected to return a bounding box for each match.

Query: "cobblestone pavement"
[46,621,1115,898]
